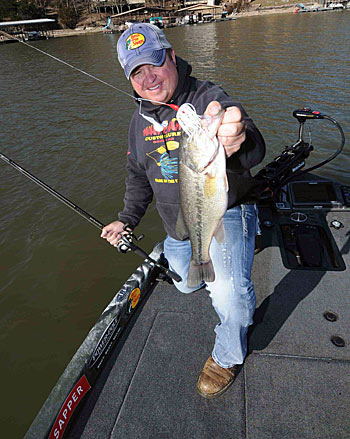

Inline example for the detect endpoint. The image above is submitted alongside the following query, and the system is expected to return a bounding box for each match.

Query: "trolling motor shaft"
[293,108,325,145]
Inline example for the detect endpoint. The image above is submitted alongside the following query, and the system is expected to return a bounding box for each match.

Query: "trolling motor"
[254,108,345,194]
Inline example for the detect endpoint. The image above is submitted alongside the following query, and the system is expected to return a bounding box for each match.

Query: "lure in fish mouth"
[176,105,228,287]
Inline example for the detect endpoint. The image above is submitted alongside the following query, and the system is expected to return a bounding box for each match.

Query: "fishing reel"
[116,224,182,283]
[116,224,144,254]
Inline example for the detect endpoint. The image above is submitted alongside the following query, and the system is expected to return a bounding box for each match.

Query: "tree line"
[0,0,93,28]
[0,0,252,28]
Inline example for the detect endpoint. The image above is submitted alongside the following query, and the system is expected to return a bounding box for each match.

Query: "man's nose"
[144,66,157,83]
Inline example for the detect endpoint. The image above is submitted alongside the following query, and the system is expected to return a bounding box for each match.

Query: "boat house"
[0,18,55,43]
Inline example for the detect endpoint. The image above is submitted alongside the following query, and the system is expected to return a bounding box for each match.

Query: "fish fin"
[187,259,215,287]
[214,219,225,244]
[176,209,189,240]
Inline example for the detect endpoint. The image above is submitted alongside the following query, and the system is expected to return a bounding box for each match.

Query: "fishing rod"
[0,152,181,282]
[1,152,103,230]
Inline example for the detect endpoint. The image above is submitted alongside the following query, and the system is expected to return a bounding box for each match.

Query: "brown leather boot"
[197,356,240,398]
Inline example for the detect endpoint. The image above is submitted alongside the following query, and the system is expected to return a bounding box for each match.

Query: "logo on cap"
[126,33,145,50]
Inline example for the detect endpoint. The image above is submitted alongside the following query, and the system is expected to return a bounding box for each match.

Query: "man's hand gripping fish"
[176,104,228,287]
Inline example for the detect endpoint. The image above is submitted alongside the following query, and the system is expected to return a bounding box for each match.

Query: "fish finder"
[288,181,337,208]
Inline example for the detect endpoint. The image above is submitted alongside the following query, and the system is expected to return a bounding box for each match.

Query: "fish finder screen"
[289,181,337,206]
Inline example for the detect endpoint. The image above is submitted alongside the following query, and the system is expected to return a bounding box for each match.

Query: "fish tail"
[187,259,215,287]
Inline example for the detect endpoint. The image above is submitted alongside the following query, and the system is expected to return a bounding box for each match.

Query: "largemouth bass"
[176,105,228,287]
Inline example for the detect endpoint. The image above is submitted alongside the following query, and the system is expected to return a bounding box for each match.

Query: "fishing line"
[0,30,180,111]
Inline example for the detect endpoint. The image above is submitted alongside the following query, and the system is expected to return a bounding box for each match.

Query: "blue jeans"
[164,205,257,367]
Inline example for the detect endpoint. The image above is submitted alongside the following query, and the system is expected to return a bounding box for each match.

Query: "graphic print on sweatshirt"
[143,117,182,183]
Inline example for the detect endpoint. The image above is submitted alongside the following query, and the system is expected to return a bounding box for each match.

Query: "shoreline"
[2,3,347,42]
[51,5,300,39]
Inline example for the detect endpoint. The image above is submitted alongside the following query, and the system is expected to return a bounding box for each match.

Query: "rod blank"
[1,152,104,230]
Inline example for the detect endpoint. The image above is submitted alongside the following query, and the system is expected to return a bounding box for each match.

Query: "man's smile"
[148,84,161,91]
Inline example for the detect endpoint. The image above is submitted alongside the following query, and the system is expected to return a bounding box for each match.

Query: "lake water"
[1,10,349,438]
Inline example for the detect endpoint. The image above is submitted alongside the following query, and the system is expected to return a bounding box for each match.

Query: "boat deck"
[63,208,350,438]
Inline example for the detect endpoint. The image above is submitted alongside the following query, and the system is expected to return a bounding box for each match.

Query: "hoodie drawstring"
[138,101,169,133]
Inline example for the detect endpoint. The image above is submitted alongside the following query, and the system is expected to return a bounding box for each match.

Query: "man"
[101,23,265,398]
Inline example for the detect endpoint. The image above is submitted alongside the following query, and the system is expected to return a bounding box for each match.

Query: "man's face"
[130,49,178,105]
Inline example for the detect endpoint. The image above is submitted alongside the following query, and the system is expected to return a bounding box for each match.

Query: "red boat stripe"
[49,375,91,439]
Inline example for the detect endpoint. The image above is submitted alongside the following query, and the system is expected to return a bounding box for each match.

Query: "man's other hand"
[100,220,126,247]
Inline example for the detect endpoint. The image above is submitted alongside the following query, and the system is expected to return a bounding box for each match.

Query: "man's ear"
[170,49,176,65]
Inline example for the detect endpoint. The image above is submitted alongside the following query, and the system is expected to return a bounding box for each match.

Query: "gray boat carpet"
[246,354,350,439]
[68,210,350,439]
[69,284,232,438]
[110,311,246,439]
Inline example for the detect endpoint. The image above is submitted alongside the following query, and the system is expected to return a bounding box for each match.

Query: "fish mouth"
[187,144,220,173]
[201,109,225,140]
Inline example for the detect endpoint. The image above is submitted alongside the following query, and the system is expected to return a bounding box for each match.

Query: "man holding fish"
[101,23,265,398]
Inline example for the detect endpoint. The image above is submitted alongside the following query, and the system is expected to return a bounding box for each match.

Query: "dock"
[0,19,55,43]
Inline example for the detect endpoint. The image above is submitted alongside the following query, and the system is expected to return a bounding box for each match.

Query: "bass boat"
[19,108,350,439]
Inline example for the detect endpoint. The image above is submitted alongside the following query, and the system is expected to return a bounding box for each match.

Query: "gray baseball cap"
[117,23,172,80]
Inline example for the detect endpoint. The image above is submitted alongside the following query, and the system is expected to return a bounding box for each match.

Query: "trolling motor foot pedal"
[277,211,345,271]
